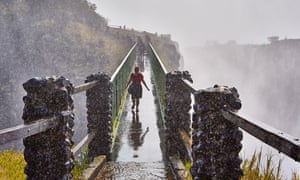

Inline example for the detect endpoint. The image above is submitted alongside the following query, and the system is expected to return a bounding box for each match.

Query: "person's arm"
[140,74,150,91]
[126,74,133,88]
[142,79,150,91]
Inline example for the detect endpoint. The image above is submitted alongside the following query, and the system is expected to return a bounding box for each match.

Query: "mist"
[89,0,300,178]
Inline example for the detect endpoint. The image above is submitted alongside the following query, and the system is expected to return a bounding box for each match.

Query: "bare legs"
[131,98,140,112]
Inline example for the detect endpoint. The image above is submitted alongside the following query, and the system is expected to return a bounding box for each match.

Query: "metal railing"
[111,43,136,124]
[148,43,168,121]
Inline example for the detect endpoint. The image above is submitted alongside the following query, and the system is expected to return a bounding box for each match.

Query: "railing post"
[191,85,243,179]
[86,73,112,159]
[22,76,74,179]
[165,71,193,158]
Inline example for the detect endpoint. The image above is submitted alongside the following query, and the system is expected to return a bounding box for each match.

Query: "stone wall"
[191,85,243,179]
[22,76,74,179]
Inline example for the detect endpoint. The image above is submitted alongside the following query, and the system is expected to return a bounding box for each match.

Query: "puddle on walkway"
[100,56,173,179]
[112,57,165,162]
[96,161,171,180]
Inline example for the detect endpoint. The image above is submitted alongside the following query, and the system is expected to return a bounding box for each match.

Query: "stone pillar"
[165,71,193,159]
[191,85,243,180]
[22,76,74,179]
[86,73,112,159]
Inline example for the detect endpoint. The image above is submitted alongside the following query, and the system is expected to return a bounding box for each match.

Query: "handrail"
[110,43,137,126]
[222,110,300,162]
[0,117,58,145]
[180,79,197,94]
[149,43,168,74]
[111,43,137,81]
[72,80,99,95]
[148,43,168,123]
[72,132,96,157]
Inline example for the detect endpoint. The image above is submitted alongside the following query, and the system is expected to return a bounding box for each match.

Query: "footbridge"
[1,42,300,179]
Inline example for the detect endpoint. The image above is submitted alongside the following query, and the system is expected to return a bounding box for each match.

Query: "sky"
[89,0,300,48]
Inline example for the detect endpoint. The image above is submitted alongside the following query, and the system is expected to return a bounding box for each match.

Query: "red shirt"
[130,73,143,83]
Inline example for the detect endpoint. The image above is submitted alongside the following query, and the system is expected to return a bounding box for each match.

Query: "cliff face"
[0,0,181,131]
[0,0,134,129]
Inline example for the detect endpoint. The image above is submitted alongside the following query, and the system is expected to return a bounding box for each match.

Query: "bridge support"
[191,85,243,179]
[165,71,193,159]
[22,76,74,179]
[86,73,113,159]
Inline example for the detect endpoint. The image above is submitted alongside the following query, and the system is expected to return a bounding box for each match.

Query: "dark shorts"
[131,83,142,99]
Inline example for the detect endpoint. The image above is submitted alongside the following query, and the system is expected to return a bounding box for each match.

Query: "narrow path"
[96,56,172,179]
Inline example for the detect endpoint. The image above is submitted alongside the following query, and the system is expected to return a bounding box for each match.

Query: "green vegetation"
[0,147,92,179]
[0,148,26,180]
[72,149,92,180]
[184,160,193,180]
[241,150,299,180]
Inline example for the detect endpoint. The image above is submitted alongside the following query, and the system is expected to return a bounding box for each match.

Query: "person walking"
[126,66,150,112]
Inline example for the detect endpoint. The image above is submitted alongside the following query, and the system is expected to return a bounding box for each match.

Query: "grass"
[0,148,26,180]
[241,149,300,180]
[72,148,92,180]
[0,147,92,180]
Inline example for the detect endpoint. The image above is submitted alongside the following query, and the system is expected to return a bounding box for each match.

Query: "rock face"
[22,76,74,179]
[191,85,243,180]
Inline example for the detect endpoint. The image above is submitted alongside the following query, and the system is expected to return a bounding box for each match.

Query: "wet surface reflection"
[129,111,149,157]
[100,56,172,179]
[96,161,170,180]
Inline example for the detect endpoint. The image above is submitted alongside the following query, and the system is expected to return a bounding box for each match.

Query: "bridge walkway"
[96,55,172,179]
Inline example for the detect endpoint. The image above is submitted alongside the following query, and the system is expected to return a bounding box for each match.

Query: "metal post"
[86,73,112,159]
[22,76,74,179]
[191,85,243,179]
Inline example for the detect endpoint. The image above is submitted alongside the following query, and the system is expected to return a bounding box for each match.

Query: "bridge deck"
[96,56,171,179]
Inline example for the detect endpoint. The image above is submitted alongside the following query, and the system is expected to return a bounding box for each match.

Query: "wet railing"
[111,43,136,127]
[148,43,168,121]
[0,43,136,179]
[149,43,300,179]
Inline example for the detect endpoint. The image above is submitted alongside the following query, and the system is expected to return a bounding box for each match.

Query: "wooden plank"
[0,117,58,145]
[72,132,95,158]
[72,80,99,95]
[222,110,300,162]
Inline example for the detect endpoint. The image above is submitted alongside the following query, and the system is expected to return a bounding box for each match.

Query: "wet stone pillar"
[22,76,74,179]
[86,73,112,159]
[191,85,243,180]
[165,71,193,159]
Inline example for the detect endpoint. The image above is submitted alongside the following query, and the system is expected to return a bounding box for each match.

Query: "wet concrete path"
[96,57,172,179]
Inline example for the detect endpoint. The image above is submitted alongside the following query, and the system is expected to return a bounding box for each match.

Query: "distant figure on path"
[126,66,150,112]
